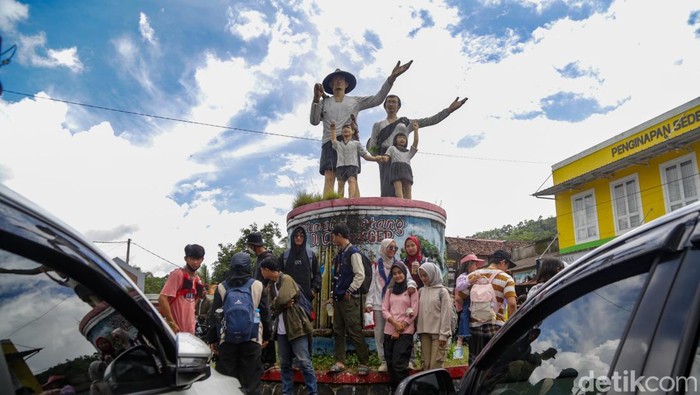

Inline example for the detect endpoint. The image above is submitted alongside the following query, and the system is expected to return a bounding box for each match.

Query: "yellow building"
[534,97,700,255]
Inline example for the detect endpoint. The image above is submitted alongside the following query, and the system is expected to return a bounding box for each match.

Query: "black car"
[0,185,240,394]
[398,202,700,394]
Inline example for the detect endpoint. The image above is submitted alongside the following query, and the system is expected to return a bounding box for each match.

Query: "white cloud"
[46,47,83,71]
[0,0,28,32]
[257,11,312,73]
[190,53,256,126]
[226,8,270,40]
[3,0,700,274]
[16,32,83,72]
[0,95,225,275]
[112,35,157,95]
[139,12,157,45]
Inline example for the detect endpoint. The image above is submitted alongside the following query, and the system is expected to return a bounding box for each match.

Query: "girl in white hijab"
[416,261,453,370]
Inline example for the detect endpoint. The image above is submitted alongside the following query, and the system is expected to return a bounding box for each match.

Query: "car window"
[0,248,148,394]
[473,271,648,395]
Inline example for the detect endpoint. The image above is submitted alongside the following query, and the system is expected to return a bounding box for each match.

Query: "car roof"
[569,200,700,270]
[477,200,700,364]
[0,184,175,351]
[0,184,133,287]
[551,200,700,289]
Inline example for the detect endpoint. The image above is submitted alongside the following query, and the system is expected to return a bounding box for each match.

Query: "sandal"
[357,365,369,376]
[329,364,345,373]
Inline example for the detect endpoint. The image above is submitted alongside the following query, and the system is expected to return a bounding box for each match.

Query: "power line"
[3,89,549,165]
[4,89,320,142]
[93,239,179,267]
[421,151,548,164]
[101,243,126,254]
[130,241,180,268]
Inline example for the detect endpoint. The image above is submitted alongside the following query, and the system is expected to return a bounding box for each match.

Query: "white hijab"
[378,238,395,270]
[419,261,443,287]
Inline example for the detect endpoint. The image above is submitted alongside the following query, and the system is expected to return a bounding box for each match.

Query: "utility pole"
[126,238,131,265]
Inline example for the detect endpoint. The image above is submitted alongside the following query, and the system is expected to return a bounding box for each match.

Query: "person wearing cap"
[310,61,413,197]
[207,252,271,395]
[158,244,205,334]
[245,231,279,370]
[368,94,469,197]
[465,249,517,364]
[452,253,485,359]
[42,375,68,392]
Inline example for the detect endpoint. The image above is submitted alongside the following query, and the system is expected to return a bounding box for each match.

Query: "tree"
[211,242,236,284]
[210,221,284,284]
[470,216,557,242]
[198,263,210,285]
[144,271,167,294]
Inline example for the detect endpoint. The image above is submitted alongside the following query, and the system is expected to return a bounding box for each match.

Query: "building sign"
[611,109,700,158]
[553,103,700,184]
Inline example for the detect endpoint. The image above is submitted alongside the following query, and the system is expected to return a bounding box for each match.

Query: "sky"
[1,0,699,276]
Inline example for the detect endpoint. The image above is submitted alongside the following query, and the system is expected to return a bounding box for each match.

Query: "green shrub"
[292,190,343,209]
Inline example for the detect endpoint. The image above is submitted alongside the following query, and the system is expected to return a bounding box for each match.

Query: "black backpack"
[344,245,373,294]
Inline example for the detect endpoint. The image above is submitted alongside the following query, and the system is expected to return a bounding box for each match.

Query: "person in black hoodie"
[246,232,278,370]
[278,226,321,303]
[278,226,321,356]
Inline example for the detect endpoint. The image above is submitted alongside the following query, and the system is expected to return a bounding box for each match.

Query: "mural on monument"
[286,210,446,328]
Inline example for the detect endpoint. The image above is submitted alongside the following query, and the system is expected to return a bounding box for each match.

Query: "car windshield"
[476,271,648,394]
[0,248,143,394]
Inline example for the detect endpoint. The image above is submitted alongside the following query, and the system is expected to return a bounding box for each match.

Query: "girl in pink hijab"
[365,238,416,372]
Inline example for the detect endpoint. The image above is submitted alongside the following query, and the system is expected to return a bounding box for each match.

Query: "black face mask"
[186,262,199,273]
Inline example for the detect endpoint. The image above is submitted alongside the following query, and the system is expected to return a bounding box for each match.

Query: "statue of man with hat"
[310,61,413,197]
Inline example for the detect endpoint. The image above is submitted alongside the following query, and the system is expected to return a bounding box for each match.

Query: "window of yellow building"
[610,174,643,235]
[572,188,599,244]
[660,153,700,212]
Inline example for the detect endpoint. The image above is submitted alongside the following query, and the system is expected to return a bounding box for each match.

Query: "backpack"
[344,246,373,294]
[169,269,202,304]
[438,286,459,335]
[470,271,500,323]
[221,278,258,344]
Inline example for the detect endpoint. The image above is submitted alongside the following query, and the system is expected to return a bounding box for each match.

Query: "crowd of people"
[152,221,565,395]
[62,66,556,395]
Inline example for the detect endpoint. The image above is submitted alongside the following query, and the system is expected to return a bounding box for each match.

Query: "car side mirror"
[395,368,456,395]
[104,345,168,393]
[174,332,212,386]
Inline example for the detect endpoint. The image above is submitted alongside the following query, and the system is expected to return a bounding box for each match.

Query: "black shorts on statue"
[319,141,337,175]
[390,162,414,184]
[336,165,359,181]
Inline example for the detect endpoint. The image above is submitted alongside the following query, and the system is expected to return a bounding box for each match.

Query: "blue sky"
[1,0,699,275]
